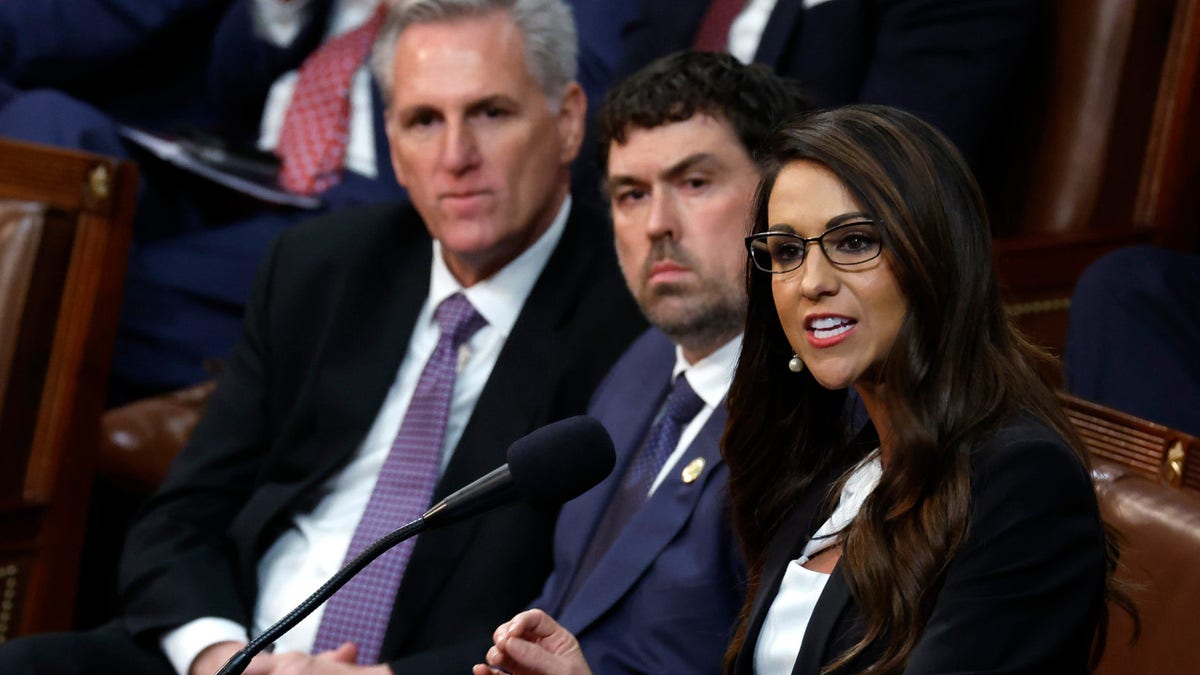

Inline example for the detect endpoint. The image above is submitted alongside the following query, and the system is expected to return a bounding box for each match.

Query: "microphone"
[423,415,617,527]
[216,415,614,675]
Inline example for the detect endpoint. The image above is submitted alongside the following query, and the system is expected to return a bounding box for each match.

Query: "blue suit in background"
[532,329,745,675]
[0,0,232,130]
[0,0,637,401]
[0,0,407,401]
[1065,245,1200,437]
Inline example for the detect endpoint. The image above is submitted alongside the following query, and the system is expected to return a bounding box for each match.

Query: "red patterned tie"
[692,0,747,52]
[276,5,386,196]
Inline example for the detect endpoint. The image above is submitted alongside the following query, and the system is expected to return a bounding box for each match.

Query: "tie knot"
[662,374,705,425]
[435,292,487,349]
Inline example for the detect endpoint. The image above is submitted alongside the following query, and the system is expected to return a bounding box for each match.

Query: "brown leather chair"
[99,378,216,493]
[1056,392,1200,673]
[1061,391,1200,493]
[0,137,136,639]
[993,0,1200,355]
[1092,459,1200,675]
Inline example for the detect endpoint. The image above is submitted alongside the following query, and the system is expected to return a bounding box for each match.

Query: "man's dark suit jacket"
[732,415,1106,674]
[534,329,745,674]
[116,199,646,672]
[620,0,1040,176]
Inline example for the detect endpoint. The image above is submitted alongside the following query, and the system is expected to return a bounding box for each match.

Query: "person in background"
[483,104,1126,674]
[0,0,231,129]
[0,0,408,401]
[476,51,809,675]
[616,0,1041,204]
[1064,245,1200,437]
[1,0,631,403]
[0,0,644,673]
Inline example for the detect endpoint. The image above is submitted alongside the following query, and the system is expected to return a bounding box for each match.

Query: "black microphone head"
[507,415,615,509]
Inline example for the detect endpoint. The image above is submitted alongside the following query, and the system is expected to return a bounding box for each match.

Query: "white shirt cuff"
[160,617,251,675]
[252,0,314,46]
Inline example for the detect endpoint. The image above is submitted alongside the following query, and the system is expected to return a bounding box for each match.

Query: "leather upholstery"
[98,379,217,493]
[1093,460,1200,675]
[0,201,43,417]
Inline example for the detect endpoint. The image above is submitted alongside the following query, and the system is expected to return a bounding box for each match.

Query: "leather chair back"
[1093,461,1200,675]
[994,0,1200,355]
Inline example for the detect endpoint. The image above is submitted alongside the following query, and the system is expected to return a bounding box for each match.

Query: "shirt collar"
[671,334,743,409]
[427,195,571,337]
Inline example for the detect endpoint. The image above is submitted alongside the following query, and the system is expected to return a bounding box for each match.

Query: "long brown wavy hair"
[722,105,1128,673]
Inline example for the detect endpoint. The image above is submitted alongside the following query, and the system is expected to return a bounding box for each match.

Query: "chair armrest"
[97,379,217,493]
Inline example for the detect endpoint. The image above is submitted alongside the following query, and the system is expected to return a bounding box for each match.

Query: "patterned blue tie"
[312,292,486,663]
[563,374,706,603]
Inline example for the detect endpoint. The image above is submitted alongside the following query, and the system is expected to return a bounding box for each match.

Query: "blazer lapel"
[736,487,825,674]
[380,200,607,651]
[791,565,853,675]
[554,374,668,604]
[755,0,804,68]
[737,424,879,674]
[302,209,431,481]
[560,401,729,634]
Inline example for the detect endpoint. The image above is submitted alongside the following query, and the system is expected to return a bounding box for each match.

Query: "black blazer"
[733,416,1106,674]
[117,199,646,672]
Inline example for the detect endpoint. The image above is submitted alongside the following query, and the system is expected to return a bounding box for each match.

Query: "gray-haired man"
[0,1,643,673]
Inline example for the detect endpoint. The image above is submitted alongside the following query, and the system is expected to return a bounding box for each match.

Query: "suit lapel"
[791,565,853,675]
[280,205,431,492]
[755,0,804,68]
[737,424,879,673]
[553,366,669,609]
[380,201,605,651]
[736,483,826,673]
[560,398,729,634]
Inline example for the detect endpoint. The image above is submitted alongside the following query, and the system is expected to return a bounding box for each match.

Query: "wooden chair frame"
[0,136,136,639]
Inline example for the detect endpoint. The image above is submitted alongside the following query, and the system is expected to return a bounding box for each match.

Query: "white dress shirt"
[254,0,381,178]
[754,451,882,674]
[727,0,839,64]
[159,197,572,674]
[648,336,742,495]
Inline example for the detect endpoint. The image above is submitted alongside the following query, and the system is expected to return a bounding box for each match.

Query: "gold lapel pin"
[681,457,705,484]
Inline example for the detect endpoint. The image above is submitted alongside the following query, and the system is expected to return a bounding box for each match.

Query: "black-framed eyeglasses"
[745,220,884,274]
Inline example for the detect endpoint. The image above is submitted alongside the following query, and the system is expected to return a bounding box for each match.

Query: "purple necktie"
[312,292,486,663]
[562,374,705,603]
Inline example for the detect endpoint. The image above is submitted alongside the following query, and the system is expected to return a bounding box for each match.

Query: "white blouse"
[754,453,883,674]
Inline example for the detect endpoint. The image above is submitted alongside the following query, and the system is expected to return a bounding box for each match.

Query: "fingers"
[486,635,591,675]
[314,642,359,664]
[241,652,279,675]
[495,609,560,643]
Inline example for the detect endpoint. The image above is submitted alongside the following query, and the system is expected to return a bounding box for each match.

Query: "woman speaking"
[477,105,1127,674]
[726,105,1121,673]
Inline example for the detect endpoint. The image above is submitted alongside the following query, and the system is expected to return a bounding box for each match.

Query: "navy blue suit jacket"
[0,0,231,130]
[533,329,745,674]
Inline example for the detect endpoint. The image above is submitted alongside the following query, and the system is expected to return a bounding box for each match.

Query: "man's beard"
[637,240,745,353]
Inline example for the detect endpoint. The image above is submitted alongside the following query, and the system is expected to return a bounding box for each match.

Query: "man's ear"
[555,82,587,165]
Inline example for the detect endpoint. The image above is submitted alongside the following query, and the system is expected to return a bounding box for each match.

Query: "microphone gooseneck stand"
[215,518,426,675]
[212,415,615,675]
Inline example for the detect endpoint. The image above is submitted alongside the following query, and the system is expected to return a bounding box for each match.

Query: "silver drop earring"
[788,354,805,373]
